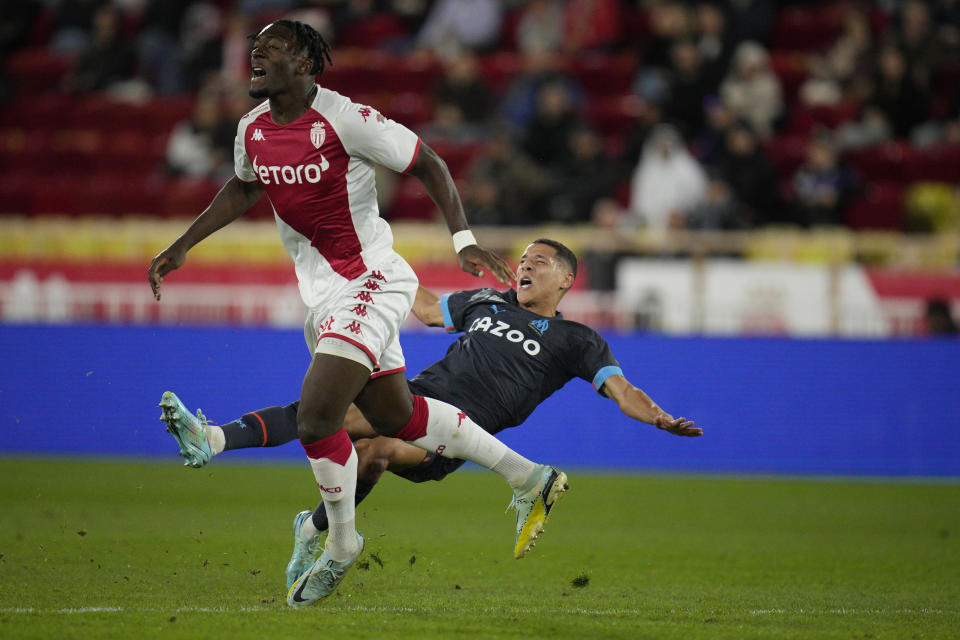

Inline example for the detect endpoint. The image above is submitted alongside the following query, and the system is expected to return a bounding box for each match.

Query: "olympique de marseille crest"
[310,121,325,149]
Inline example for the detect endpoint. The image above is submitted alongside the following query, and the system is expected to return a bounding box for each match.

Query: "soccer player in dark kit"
[149,19,563,607]
[161,239,701,591]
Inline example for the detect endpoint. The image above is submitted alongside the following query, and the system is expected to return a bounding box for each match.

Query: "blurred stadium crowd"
[1,0,959,233]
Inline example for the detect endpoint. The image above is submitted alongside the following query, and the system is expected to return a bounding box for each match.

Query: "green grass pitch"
[1,458,958,639]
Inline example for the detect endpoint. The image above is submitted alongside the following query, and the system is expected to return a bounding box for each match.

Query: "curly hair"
[251,19,333,77]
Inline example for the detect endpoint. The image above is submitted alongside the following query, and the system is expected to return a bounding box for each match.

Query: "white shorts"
[303,253,418,377]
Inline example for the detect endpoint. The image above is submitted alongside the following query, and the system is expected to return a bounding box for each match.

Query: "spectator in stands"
[696,95,734,166]
[463,126,554,226]
[724,0,775,47]
[547,125,618,223]
[136,0,193,95]
[416,0,502,56]
[629,124,707,230]
[642,2,691,69]
[177,3,224,93]
[925,298,959,336]
[515,0,564,54]
[791,135,857,227]
[688,171,749,230]
[694,2,733,92]
[896,0,948,79]
[869,43,930,138]
[67,4,135,94]
[665,38,712,136]
[619,97,664,177]
[164,87,231,180]
[717,122,780,225]
[501,47,577,131]
[562,0,623,53]
[433,52,493,124]
[418,101,485,145]
[523,79,583,166]
[720,41,783,138]
[801,6,875,106]
[834,104,892,151]
[50,0,104,55]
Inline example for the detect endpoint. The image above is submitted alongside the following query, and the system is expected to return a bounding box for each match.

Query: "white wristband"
[452,230,477,254]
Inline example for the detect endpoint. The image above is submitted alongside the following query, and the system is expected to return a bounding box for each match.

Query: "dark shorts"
[393,452,467,483]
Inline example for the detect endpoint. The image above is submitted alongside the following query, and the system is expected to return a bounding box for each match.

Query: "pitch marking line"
[3,606,958,617]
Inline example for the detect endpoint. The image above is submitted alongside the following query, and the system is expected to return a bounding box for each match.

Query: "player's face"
[249,24,306,99]
[516,243,573,307]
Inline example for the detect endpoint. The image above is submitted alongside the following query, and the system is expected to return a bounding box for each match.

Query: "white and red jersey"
[234,85,422,309]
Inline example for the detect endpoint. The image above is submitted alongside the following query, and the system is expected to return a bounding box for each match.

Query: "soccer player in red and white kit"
[148,20,564,607]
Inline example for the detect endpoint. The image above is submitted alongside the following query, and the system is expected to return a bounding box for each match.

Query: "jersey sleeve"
[439,288,485,333]
[572,329,622,396]
[233,120,257,183]
[334,101,421,173]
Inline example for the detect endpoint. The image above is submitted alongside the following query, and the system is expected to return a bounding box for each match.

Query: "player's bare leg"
[287,353,367,606]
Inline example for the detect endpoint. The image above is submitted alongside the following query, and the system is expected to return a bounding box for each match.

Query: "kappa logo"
[350,304,368,318]
[310,121,325,149]
[529,319,550,335]
[251,128,265,142]
[345,321,363,335]
[354,291,374,303]
[358,106,372,122]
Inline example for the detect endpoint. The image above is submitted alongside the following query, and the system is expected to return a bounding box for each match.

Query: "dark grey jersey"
[407,288,622,434]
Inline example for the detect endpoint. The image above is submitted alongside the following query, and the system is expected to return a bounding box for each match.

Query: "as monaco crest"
[310,121,325,149]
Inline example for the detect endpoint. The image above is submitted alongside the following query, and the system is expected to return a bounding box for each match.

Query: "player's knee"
[296,404,342,444]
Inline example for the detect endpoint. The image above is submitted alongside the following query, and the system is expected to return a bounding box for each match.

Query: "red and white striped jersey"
[234,86,421,309]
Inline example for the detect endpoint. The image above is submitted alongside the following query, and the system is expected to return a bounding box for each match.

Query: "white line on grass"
[749,608,956,616]
[3,606,958,617]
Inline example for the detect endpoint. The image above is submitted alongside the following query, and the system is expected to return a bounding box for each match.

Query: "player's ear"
[560,271,575,291]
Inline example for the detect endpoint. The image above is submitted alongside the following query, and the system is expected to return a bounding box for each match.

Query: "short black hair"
[531,238,578,279]
[251,19,332,76]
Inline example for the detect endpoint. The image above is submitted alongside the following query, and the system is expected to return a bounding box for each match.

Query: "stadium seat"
[770,5,843,52]
[6,48,74,96]
[846,142,916,184]
[843,183,904,230]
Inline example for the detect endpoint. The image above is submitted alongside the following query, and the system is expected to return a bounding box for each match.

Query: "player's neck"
[519,298,558,318]
[269,84,317,125]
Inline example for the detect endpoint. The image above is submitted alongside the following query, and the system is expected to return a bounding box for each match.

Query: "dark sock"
[222,402,300,451]
[311,480,377,532]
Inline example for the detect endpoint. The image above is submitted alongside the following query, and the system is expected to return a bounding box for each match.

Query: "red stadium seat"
[844,183,904,230]
[770,5,843,52]
[908,144,960,183]
[846,142,916,184]
[764,133,809,180]
[6,48,74,96]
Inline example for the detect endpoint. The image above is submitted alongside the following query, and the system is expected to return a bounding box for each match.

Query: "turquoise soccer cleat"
[287,532,365,607]
[509,465,569,559]
[158,391,212,468]
[285,510,322,590]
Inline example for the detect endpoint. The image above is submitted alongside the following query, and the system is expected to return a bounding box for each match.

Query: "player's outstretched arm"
[406,143,515,285]
[149,177,264,300]
[601,375,702,437]
[411,286,444,327]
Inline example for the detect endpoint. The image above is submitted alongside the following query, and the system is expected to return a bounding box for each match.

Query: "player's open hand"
[655,413,701,437]
[457,245,516,285]
[148,245,187,301]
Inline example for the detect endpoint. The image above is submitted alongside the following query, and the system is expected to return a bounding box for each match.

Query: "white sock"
[207,425,225,455]
[307,447,358,562]
[299,513,320,540]
[411,398,538,489]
